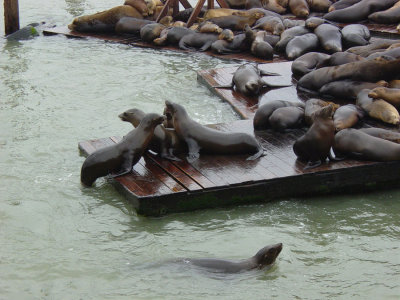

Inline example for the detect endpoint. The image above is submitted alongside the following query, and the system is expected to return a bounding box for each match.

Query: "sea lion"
[206,12,264,31]
[341,24,370,48]
[211,33,248,54]
[202,8,240,20]
[368,87,400,107]
[356,89,400,125]
[327,52,365,66]
[245,0,263,9]
[346,38,399,57]
[283,18,306,29]
[234,8,284,19]
[153,26,194,46]
[68,5,143,32]
[297,57,400,92]
[319,80,388,100]
[314,23,342,53]
[359,127,400,143]
[262,0,288,13]
[333,104,364,131]
[164,101,265,162]
[179,32,219,51]
[304,17,326,30]
[333,128,400,161]
[307,0,332,12]
[304,98,338,125]
[269,106,305,132]
[80,113,165,187]
[367,46,400,60]
[254,100,305,130]
[140,23,166,43]
[275,26,310,52]
[293,104,335,169]
[328,0,361,12]
[291,52,331,77]
[323,0,398,23]
[288,0,310,18]
[251,31,274,59]
[389,80,400,88]
[285,33,319,60]
[174,8,206,22]
[198,21,223,34]
[124,0,149,16]
[115,17,154,34]
[368,1,400,24]
[252,16,285,35]
[182,243,282,273]
[119,108,186,160]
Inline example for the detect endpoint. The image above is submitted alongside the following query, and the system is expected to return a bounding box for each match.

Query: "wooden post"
[4,0,20,35]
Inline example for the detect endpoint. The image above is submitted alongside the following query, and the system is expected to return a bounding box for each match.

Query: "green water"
[1,1,399,299]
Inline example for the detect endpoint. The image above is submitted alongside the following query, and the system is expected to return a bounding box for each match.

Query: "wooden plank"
[179,0,192,9]
[156,0,173,23]
[187,0,206,27]
[4,0,19,35]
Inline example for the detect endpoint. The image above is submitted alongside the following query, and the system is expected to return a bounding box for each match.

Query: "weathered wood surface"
[4,0,20,35]
[79,120,400,216]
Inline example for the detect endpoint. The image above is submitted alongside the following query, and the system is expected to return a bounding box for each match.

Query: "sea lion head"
[253,243,283,268]
[164,100,185,117]
[218,29,234,42]
[140,112,166,129]
[245,80,261,95]
[119,108,146,126]
[198,21,223,34]
[316,104,334,119]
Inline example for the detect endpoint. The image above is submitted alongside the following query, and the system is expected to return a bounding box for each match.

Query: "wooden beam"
[4,0,20,35]
[186,0,206,27]
[216,0,230,8]
[155,0,173,22]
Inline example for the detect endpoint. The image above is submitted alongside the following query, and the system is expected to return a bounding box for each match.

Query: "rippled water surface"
[1,1,400,299]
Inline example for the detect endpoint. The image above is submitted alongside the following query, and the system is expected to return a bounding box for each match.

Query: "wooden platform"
[79,120,400,216]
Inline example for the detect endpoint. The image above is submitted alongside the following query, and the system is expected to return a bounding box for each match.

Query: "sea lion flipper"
[303,160,322,170]
[186,138,200,163]
[162,153,182,161]
[246,147,266,160]
[259,70,280,76]
[109,168,132,178]
[261,79,291,88]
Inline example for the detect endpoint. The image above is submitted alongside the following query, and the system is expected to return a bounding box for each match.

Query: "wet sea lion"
[285,33,319,60]
[319,80,388,100]
[359,127,400,143]
[304,98,338,125]
[124,0,149,16]
[356,89,400,125]
[328,0,361,12]
[153,26,194,46]
[252,16,285,35]
[140,23,166,43]
[293,105,335,169]
[304,17,326,30]
[262,0,288,13]
[333,104,364,131]
[211,33,248,54]
[333,128,400,161]
[164,101,265,162]
[323,0,398,23]
[289,0,310,18]
[254,100,305,130]
[368,87,400,107]
[269,106,305,132]
[198,21,223,34]
[341,24,370,48]
[275,26,310,52]
[314,23,342,53]
[307,0,332,12]
[207,12,264,31]
[80,113,165,187]
[368,1,400,24]
[115,17,154,34]
[291,52,331,77]
[68,5,143,32]
[346,38,399,57]
[251,31,274,59]
[182,243,282,273]
[283,18,305,29]
[179,32,219,51]
[327,52,365,66]
[367,46,400,60]
[119,108,186,160]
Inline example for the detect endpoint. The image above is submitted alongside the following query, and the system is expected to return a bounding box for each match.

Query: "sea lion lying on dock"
[291,52,331,77]
[333,104,365,131]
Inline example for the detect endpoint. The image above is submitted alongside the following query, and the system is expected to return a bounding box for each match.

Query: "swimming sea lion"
[254,100,305,130]
[252,16,285,35]
[182,243,282,273]
[328,0,361,12]
[359,127,400,143]
[291,52,331,77]
[285,33,319,60]
[319,80,388,100]
[327,52,365,66]
[368,87,400,107]
[293,104,335,169]
[275,26,310,52]
[68,5,143,32]
[356,89,400,125]
[288,0,310,18]
[269,106,305,132]
[179,32,219,51]
[333,128,400,161]
[80,113,166,187]
[341,24,370,48]
[164,101,265,162]
[124,0,149,16]
[314,23,342,53]
[115,17,154,34]
[368,1,400,24]
[333,104,364,131]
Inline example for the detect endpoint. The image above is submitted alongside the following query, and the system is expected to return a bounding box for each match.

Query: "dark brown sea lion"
[285,33,319,60]
[297,57,400,92]
[328,0,361,12]
[304,98,338,125]
[119,108,186,160]
[307,0,332,12]
[288,0,310,18]
[368,1,400,24]
[153,27,194,46]
[333,104,364,131]
[211,33,248,54]
[304,17,326,30]
[124,0,149,16]
[174,8,206,22]
[283,18,306,29]
[164,101,265,162]
[314,23,342,53]
[251,31,274,59]
[327,52,365,66]
[359,127,400,143]
[341,24,370,48]
[346,38,399,57]
[252,16,285,35]
[368,87,400,107]
[68,5,143,32]
[80,113,165,187]
[333,128,400,161]
[254,100,305,130]
[115,17,154,34]
[262,0,288,13]
[275,26,310,52]
[367,46,400,60]
[179,32,219,51]
[182,243,283,273]
[323,0,398,23]
[291,52,331,77]
[269,106,305,132]
[140,22,166,43]
[319,80,388,100]
[206,12,264,31]
[293,105,335,169]
[356,89,400,125]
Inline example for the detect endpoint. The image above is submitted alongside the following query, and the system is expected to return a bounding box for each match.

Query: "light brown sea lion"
[319,80,388,100]
[164,101,265,162]
[252,16,285,35]
[80,113,165,187]
[140,22,166,43]
[233,8,284,19]
[262,0,288,13]
[198,21,223,34]
[119,108,186,160]
[291,52,331,77]
[368,1,400,24]
[254,100,305,130]
[124,0,149,16]
[307,0,332,12]
[202,9,240,20]
[297,57,400,92]
[328,0,361,12]
[293,105,335,169]
[251,31,274,59]
[356,89,400,125]
[269,106,305,132]
[289,0,310,18]
[207,12,264,31]
[68,5,143,32]
[178,32,219,51]
[341,24,370,48]
[304,98,338,125]
[314,23,342,53]
[359,127,400,143]
[275,26,310,52]
[333,128,400,161]
[285,33,319,60]
[368,87,400,107]
[327,52,365,66]
[346,38,400,57]
[333,104,364,131]
[324,0,398,23]
[389,80,400,88]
